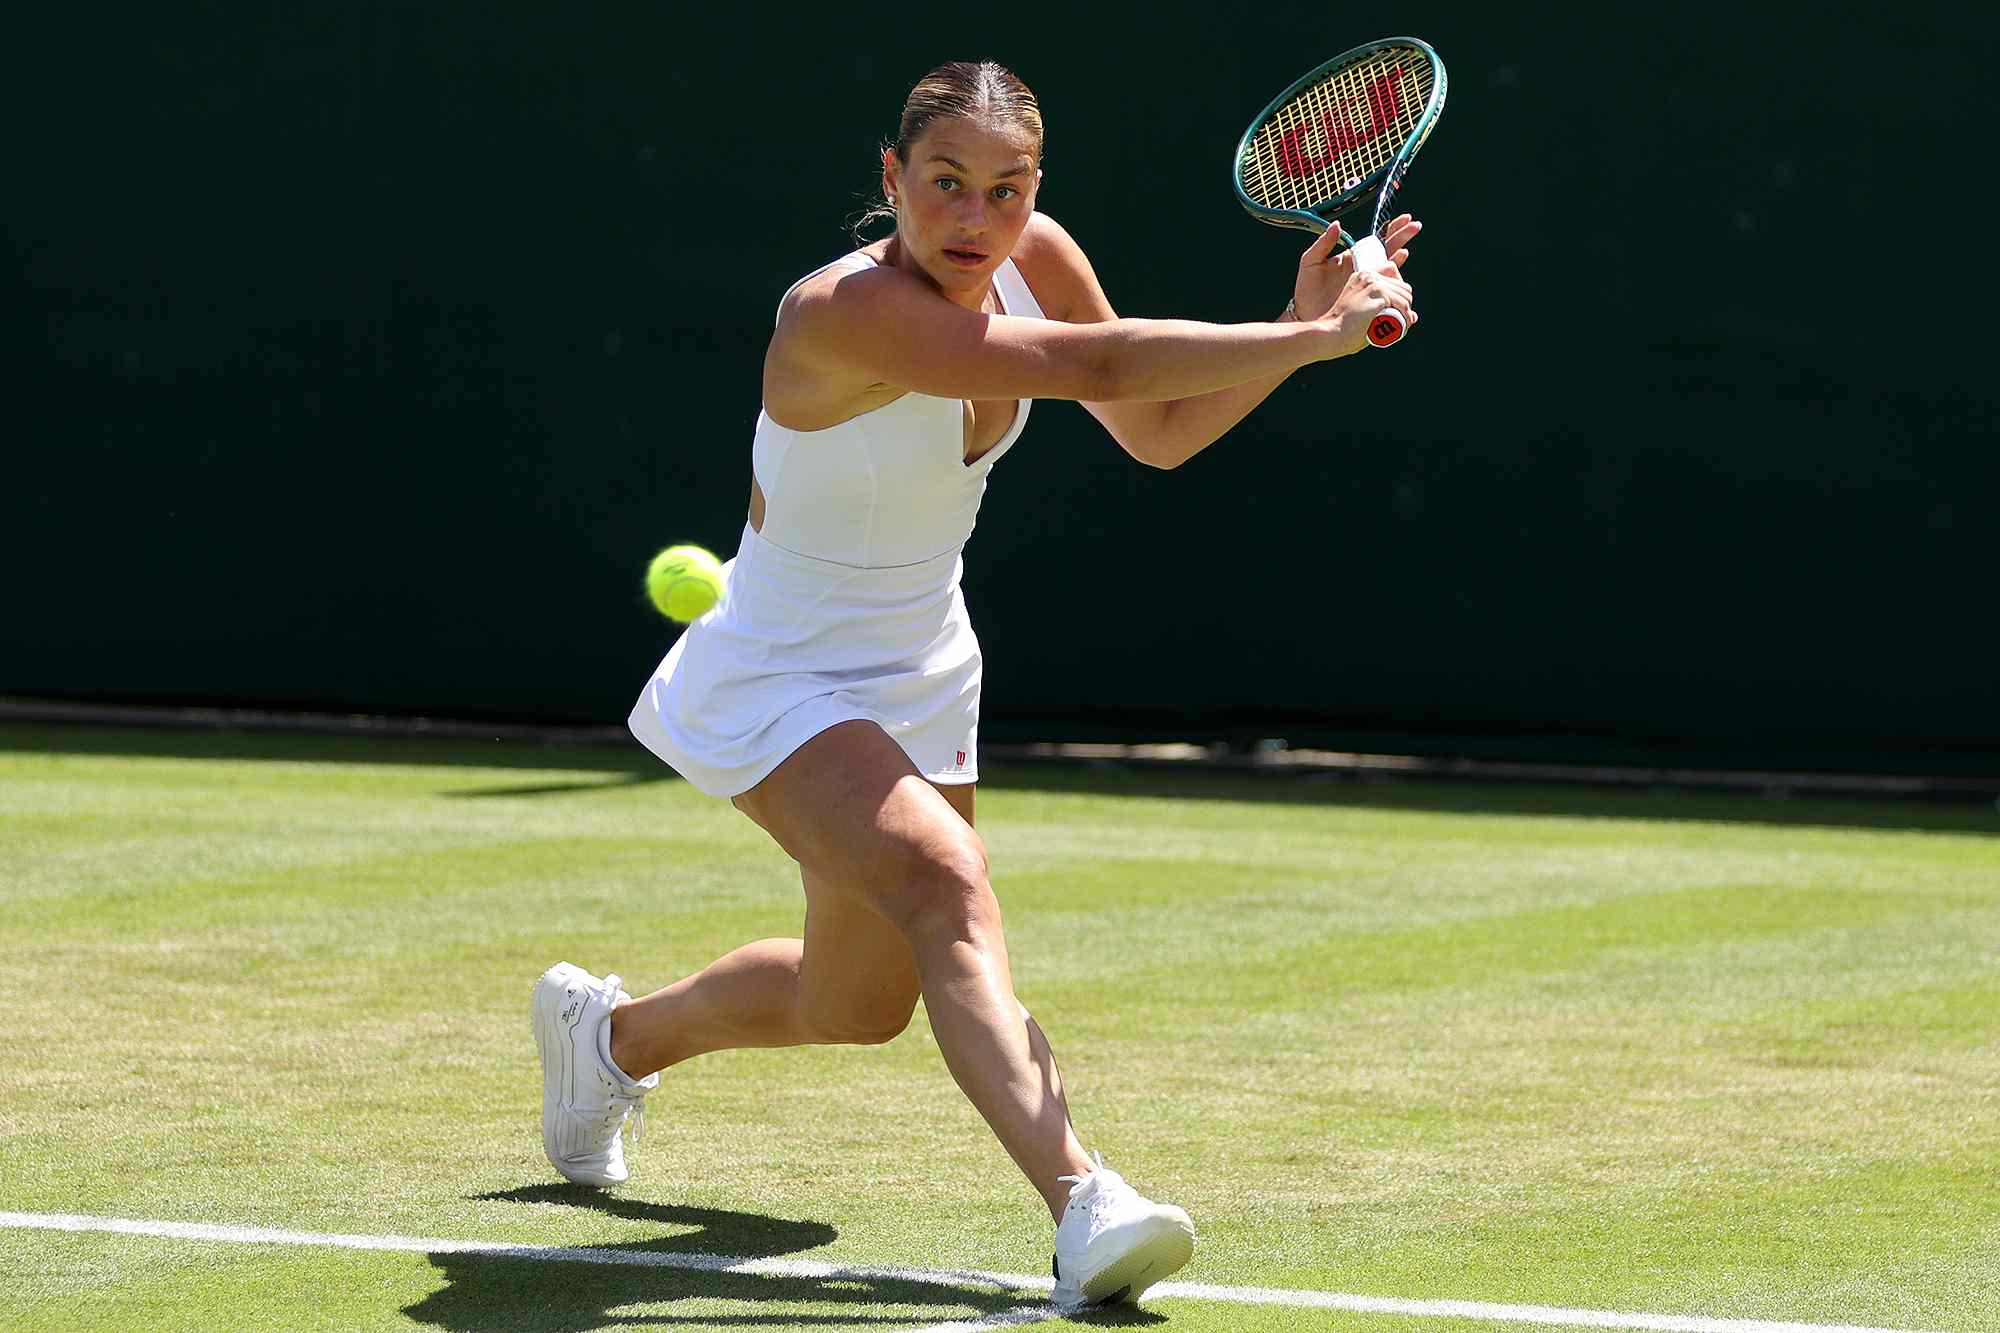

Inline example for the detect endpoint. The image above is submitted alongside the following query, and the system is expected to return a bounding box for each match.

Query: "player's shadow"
[441,771,663,798]
[401,1183,1061,1331]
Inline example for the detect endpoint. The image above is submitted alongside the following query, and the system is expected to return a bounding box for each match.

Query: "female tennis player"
[535,60,1419,1309]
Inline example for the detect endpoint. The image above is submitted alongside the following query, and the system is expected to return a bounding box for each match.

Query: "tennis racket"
[1233,38,1448,348]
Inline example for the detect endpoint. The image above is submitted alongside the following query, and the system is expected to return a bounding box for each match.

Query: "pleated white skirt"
[627,523,981,797]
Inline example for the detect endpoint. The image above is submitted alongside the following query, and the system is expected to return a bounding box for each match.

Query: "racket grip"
[1366,308,1406,348]
[1348,235,1407,349]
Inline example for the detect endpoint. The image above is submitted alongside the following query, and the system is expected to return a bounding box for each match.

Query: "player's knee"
[802,992,918,1046]
[882,831,998,946]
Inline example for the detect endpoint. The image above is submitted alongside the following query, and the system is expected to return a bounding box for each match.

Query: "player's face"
[884,117,1040,297]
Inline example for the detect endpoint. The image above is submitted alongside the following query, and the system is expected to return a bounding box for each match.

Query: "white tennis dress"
[628,251,1044,797]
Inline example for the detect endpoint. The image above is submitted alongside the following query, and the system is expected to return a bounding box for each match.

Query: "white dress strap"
[772,252,878,326]
[776,251,1044,325]
[990,257,1046,321]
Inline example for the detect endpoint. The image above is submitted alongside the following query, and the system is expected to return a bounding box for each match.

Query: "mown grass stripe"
[0,1212,1944,1333]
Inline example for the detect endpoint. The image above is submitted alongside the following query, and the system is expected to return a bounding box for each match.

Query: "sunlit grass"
[2,726,1994,1331]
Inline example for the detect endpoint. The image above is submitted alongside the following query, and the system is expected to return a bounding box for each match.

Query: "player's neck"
[883,237,994,313]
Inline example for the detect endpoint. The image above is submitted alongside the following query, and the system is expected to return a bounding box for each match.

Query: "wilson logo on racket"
[1277,70,1404,178]
[1233,37,1448,351]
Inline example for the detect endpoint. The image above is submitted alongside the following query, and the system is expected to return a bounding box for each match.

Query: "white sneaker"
[532,962,659,1186]
[1051,1153,1195,1309]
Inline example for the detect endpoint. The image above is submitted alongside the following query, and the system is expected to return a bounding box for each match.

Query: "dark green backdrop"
[9,5,1996,772]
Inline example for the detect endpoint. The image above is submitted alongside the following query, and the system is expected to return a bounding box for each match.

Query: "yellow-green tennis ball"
[645,544,724,622]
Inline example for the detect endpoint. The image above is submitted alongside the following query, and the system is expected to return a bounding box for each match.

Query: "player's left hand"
[1290,214,1421,321]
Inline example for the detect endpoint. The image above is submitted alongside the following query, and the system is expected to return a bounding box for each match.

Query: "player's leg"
[606,869,922,1072]
[604,939,803,1068]
[929,783,1088,1166]
[610,777,1083,1148]
[537,752,940,1187]
[605,774,964,1071]
[534,745,951,1187]
[734,723,1193,1304]
[730,720,1092,1221]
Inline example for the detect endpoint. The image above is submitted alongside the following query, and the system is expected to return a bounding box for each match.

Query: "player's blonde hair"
[852,61,1043,238]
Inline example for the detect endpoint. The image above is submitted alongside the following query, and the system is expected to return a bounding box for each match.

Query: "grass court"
[2,723,1994,1331]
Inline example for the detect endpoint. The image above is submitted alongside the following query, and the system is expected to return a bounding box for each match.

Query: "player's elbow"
[1123,437,1189,469]
[1080,348,1133,404]
[1082,328,1164,403]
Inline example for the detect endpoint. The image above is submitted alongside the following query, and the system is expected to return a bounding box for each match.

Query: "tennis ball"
[645,544,724,622]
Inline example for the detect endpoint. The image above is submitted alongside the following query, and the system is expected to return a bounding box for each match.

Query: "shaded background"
[8,4,1996,773]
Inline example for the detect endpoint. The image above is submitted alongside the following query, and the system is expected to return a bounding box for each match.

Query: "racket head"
[1233,38,1447,241]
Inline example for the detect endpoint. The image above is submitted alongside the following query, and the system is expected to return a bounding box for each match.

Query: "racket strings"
[1240,51,1433,214]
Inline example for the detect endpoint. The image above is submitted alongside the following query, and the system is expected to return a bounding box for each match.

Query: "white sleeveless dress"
[627,251,1045,797]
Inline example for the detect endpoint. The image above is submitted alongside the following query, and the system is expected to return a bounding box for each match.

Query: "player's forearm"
[1091,317,1325,402]
[1125,305,1299,468]
[1141,373,1292,468]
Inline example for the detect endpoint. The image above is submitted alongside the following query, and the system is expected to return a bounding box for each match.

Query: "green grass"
[1,723,1995,1331]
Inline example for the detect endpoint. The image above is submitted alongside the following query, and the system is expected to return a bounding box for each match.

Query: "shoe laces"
[1057,1150,1104,1194]
[1058,1151,1131,1225]
[601,1084,647,1144]
[594,972,648,1145]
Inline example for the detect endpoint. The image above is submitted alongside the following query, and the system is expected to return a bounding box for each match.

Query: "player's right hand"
[1317,264,1416,359]
[1290,214,1421,324]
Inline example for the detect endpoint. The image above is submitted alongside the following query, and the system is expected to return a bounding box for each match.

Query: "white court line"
[1145,1282,1951,1333]
[0,1211,1945,1333]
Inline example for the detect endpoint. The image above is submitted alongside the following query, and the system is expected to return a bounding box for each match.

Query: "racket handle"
[1348,234,1406,348]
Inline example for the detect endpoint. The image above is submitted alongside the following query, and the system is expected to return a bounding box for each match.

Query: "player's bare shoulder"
[774,251,892,355]
[766,249,916,424]
[1011,212,1114,324]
